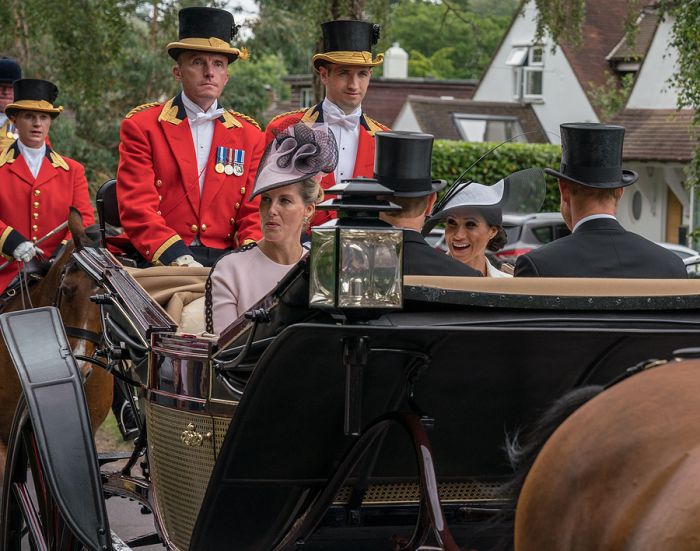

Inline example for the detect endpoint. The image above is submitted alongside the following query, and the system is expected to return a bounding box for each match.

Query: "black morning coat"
[402,230,481,277]
[514,217,688,278]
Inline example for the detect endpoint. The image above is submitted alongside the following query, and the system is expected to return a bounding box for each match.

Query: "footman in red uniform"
[0,78,94,292]
[117,6,264,267]
[265,20,389,227]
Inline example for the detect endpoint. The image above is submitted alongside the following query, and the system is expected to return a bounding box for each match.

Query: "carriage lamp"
[309,179,404,309]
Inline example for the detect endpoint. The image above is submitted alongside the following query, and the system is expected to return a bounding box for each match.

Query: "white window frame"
[512,67,523,101]
[528,45,545,66]
[506,46,529,67]
[523,66,543,101]
[452,113,525,143]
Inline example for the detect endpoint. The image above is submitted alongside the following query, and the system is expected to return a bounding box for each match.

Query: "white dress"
[486,258,513,278]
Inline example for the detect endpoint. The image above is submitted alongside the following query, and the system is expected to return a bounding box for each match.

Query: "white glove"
[13,241,44,263]
[171,254,204,268]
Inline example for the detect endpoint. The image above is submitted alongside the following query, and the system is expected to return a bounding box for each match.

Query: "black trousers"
[189,245,230,267]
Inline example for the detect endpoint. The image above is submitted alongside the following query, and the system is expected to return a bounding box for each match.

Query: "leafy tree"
[408,48,457,79]
[376,0,513,80]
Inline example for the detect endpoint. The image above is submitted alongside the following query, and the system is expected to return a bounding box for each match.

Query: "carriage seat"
[125,266,210,334]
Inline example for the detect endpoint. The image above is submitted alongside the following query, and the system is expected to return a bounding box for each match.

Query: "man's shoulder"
[124,101,163,121]
[266,108,308,130]
[362,114,389,134]
[222,109,261,131]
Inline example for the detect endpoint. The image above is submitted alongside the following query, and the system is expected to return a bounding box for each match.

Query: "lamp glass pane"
[309,229,337,307]
[337,229,403,308]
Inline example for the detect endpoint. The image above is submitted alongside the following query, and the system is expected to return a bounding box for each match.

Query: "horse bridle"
[54,257,103,348]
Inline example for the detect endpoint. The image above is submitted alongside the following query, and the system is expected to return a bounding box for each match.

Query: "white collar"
[572,213,617,233]
[181,91,220,118]
[322,98,362,119]
[17,139,46,160]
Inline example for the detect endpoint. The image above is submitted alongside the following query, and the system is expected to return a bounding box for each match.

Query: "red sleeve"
[116,116,187,264]
[234,129,264,245]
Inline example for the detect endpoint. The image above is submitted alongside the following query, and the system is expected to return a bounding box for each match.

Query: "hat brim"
[313,51,384,70]
[249,175,310,201]
[361,178,446,197]
[544,167,639,188]
[167,40,242,62]
[422,204,502,235]
[6,100,62,119]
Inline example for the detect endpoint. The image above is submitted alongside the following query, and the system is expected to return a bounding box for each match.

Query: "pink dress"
[209,243,305,334]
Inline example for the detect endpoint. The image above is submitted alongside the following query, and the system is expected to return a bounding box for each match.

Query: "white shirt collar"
[181,91,220,119]
[17,139,46,179]
[322,98,361,120]
[572,213,617,233]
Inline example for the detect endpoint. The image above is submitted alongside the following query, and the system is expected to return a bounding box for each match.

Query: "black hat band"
[376,174,436,191]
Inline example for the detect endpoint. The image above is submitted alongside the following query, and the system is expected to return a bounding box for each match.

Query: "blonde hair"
[299,177,324,205]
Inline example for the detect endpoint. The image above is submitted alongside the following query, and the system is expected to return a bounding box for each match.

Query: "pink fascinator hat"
[250,123,339,200]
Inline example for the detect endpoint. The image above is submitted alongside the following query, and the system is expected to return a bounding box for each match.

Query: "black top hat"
[367,131,446,197]
[312,20,383,69]
[0,58,21,85]
[5,79,62,118]
[544,123,638,188]
[167,7,245,62]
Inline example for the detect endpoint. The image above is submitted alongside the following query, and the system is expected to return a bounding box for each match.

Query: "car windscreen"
[504,224,521,243]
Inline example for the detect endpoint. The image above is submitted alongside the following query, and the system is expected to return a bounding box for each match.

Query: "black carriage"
[3,238,700,550]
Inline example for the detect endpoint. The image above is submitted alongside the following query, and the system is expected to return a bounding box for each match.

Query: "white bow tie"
[190,108,225,126]
[325,110,361,131]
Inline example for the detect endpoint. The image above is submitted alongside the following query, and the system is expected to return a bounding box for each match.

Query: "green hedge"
[432,140,563,212]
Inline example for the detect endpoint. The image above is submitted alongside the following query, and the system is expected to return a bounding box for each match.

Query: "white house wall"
[393,103,422,132]
[614,162,691,243]
[627,16,679,108]
[473,0,598,144]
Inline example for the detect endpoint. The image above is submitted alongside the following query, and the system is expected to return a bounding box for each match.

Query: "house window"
[507,44,544,102]
[300,88,313,108]
[453,114,526,143]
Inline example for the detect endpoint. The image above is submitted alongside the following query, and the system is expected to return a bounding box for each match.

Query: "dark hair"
[378,195,431,218]
[487,225,507,252]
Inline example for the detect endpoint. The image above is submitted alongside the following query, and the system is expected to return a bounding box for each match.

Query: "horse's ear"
[68,207,87,251]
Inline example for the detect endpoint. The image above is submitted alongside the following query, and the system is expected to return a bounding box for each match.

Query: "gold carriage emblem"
[180,422,212,447]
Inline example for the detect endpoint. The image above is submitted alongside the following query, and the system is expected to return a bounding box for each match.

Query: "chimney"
[383,42,408,79]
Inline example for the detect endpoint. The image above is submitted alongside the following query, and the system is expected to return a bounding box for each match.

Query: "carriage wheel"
[1,397,86,551]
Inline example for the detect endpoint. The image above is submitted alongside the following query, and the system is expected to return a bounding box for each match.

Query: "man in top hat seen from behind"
[375,131,479,277]
[515,123,687,278]
[0,78,95,293]
[0,58,22,151]
[117,7,264,267]
[265,20,389,228]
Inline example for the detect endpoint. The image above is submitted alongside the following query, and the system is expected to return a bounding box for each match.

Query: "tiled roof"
[611,109,697,162]
[406,95,549,142]
[558,0,632,101]
[606,9,659,61]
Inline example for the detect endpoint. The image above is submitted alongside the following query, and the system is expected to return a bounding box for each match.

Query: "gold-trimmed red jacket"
[0,141,95,292]
[116,92,264,265]
[265,102,388,227]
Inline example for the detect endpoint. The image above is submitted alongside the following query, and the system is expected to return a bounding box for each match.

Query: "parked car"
[684,254,700,278]
[657,242,699,260]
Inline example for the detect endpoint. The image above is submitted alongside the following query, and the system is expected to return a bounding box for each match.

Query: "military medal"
[233,149,245,176]
[214,146,225,174]
[224,148,234,175]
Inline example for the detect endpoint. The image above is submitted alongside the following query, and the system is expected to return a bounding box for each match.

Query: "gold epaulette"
[364,116,389,136]
[268,108,307,126]
[227,109,260,130]
[0,145,15,168]
[125,101,161,119]
[49,151,70,171]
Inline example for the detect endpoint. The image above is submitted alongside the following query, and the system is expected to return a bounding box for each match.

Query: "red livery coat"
[116,93,264,265]
[265,102,389,227]
[0,141,95,292]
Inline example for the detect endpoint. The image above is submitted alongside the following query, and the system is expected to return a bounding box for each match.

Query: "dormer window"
[507,44,544,102]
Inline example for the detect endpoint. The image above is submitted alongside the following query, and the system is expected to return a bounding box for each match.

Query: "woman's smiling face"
[444,209,497,271]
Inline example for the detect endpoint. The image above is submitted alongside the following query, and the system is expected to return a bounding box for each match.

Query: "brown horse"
[0,209,112,476]
[510,359,700,551]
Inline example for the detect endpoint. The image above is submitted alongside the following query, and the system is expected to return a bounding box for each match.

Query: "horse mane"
[488,385,605,551]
